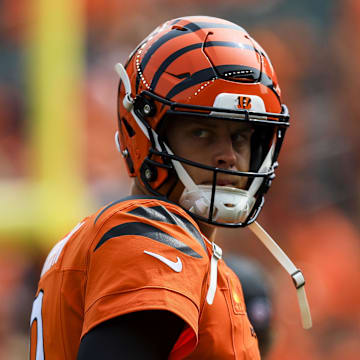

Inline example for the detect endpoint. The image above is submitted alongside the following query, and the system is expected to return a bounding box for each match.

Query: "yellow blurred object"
[0,0,90,247]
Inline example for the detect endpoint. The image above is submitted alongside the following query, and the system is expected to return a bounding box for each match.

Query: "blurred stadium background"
[1,0,360,358]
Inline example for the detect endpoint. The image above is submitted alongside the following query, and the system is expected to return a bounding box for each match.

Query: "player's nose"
[212,136,237,169]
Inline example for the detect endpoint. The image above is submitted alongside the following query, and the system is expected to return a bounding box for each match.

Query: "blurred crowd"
[1,0,360,359]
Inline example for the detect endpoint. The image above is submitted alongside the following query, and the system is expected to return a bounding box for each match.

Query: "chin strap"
[206,242,223,305]
[248,221,312,329]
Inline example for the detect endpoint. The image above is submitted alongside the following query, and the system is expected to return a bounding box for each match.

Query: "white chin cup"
[179,185,256,223]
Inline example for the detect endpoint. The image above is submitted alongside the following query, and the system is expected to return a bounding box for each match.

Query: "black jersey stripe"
[94,222,202,258]
[128,205,207,253]
[136,21,246,92]
[94,199,124,225]
[150,41,255,91]
[93,195,170,225]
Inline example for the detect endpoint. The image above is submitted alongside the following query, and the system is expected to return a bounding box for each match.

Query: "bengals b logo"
[237,96,252,110]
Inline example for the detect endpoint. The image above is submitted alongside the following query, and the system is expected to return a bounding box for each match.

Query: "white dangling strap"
[248,221,312,329]
[206,243,222,305]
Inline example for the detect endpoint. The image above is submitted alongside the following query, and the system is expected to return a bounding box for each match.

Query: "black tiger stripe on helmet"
[150,41,257,91]
[164,65,275,100]
[135,19,248,93]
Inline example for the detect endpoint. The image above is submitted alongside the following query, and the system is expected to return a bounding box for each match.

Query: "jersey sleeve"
[82,199,209,352]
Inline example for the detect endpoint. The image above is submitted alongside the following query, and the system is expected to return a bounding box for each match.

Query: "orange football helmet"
[115,15,289,227]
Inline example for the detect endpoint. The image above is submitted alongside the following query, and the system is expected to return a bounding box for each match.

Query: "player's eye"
[193,129,211,138]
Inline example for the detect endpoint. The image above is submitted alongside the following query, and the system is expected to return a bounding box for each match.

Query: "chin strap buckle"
[291,269,305,289]
[212,243,223,260]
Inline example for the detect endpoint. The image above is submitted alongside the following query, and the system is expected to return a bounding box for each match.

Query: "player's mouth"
[201,179,238,187]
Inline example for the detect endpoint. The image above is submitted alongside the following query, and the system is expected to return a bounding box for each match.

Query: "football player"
[30,16,310,360]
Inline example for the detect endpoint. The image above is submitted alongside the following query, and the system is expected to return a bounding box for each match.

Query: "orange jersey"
[30,196,260,359]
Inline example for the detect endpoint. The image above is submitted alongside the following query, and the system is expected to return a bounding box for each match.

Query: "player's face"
[165,116,254,190]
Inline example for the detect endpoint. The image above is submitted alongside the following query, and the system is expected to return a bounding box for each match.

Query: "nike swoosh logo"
[144,250,183,273]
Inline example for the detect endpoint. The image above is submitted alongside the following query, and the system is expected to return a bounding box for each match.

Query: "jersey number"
[30,291,45,360]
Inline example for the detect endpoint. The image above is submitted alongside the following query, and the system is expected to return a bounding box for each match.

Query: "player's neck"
[130,179,149,196]
[197,222,217,241]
